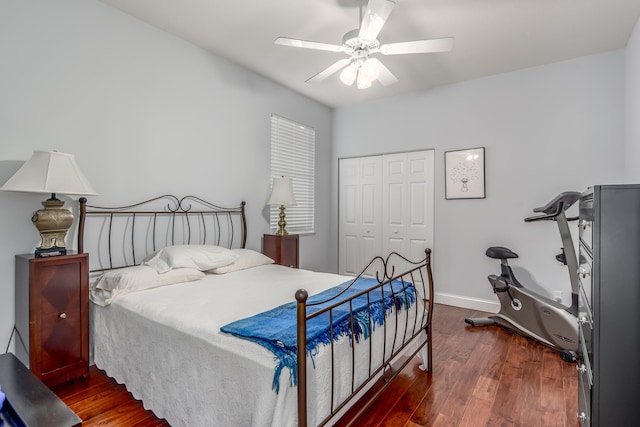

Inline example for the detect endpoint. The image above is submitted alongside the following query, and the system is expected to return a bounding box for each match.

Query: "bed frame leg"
[418,326,433,373]
[418,344,431,372]
[296,289,308,427]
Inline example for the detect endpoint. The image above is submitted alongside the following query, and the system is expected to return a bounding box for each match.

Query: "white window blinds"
[270,114,315,234]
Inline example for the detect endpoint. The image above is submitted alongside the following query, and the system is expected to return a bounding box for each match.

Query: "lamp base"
[31,196,73,256]
[276,204,289,236]
[35,246,67,258]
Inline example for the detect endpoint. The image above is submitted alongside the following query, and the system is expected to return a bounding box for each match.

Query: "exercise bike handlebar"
[524,191,581,222]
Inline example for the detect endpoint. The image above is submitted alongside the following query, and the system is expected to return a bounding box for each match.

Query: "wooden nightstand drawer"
[37,262,84,315]
[40,308,84,375]
[15,253,89,386]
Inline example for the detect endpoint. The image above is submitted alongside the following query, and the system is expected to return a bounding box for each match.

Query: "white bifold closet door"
[339,150,434,277]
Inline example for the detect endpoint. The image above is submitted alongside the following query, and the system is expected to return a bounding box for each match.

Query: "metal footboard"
[296,249,434,426]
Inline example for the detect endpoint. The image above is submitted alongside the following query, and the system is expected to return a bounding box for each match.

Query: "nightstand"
[14,252,89,386]
[263,234,299,268]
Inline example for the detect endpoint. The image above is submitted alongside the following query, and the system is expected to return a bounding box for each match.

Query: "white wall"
[625,16,640,181]
[0,0,332,353]
[333,51,625,310]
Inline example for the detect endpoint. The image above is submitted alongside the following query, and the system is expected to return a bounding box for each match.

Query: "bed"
[77,195,434,427]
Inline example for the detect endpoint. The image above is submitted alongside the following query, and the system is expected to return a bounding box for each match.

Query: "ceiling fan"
[274,0,453,89]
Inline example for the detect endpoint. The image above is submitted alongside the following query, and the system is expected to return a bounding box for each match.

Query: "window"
[270,114,315,234]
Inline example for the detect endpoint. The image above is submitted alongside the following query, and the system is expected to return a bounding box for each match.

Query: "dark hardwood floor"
[52,304,578,426]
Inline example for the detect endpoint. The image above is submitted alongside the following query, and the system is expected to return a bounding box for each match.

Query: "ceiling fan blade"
[275,37,344,53]
[369,58,398,86]
[306,58,352,83]
[379,37,454,55]
[358,0,396,41]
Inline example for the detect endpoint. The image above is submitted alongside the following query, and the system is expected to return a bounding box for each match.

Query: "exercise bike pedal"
[464,317,496,327]
[556,248,568,265]
[559,350,577,363]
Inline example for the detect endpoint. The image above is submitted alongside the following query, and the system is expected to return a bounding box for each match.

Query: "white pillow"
[90,265,204,306]
[143,245,238,273]
[208,249,274,274]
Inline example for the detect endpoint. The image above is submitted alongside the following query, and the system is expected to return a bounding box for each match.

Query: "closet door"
[407,150,434,260]
[339,150,433,276]
[382,151,434,274]
[339,156,382,276]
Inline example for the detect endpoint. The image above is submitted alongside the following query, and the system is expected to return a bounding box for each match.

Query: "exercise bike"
[465,192,581,362]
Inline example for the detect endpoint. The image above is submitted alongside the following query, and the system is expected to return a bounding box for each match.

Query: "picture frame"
[445,147,486,199]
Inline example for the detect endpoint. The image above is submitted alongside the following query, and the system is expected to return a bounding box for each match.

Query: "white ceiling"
[100,0,640,108]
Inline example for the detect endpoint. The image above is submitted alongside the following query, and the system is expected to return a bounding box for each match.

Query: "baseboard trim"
[434,292,499,313]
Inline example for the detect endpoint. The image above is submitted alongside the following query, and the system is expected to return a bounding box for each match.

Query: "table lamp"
[1,150,98,257]
[267,176,296,236]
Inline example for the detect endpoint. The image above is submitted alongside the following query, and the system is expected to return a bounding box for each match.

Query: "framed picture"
[445,147,486,199]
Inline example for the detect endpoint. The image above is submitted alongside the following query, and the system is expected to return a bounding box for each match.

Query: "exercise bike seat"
[486,246,519,259]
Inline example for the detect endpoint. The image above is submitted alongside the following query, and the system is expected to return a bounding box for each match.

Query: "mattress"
[90,264,426,426]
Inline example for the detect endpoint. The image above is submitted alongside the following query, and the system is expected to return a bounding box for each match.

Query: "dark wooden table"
[0,352,81,426]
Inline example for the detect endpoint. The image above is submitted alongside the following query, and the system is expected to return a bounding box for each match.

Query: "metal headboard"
[78,195,246,273]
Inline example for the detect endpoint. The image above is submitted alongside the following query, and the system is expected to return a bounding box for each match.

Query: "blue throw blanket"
[220,277,416,392]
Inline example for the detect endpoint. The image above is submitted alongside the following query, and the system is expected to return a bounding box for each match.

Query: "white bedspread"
[91,264,426,426]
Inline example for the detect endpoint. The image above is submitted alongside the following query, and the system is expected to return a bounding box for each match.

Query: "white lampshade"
[1,150,97,196]
[268,176,296,206]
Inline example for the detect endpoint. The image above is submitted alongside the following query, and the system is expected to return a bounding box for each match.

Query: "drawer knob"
[578,316,588,325]
[578,220,590,229]
[578,267,590,278]
[59,312,67,319]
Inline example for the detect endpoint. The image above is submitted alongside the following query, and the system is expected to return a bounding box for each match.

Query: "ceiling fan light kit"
[339,49,380,89]
[343,60,379,89]
[274,0,453,89]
